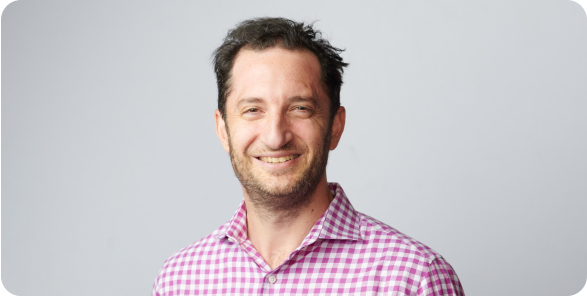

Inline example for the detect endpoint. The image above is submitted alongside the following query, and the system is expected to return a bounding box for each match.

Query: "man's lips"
[255,154,301,164]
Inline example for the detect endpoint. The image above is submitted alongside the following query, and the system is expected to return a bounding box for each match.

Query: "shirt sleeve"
[152,274,162,296]
[418,257,465,296]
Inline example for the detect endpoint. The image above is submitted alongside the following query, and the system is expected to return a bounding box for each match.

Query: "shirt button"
[268,275,277,284]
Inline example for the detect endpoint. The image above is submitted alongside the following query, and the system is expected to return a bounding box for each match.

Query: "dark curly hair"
[212,17,349,123]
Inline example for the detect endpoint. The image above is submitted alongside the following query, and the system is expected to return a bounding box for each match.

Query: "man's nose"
[259,112,293,150]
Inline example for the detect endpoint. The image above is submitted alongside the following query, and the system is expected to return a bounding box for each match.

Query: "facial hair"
[227,127,332,218]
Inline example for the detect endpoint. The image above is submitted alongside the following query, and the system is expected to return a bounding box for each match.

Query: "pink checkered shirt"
[152,183,464,295]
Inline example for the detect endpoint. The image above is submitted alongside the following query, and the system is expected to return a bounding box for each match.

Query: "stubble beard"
[227,127,332,219]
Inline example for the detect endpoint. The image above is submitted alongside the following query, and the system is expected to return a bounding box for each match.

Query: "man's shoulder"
[158,221,231,270]
[357,211,442,263]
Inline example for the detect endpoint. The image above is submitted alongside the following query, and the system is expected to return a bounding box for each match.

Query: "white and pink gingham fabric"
[152,183,464,295]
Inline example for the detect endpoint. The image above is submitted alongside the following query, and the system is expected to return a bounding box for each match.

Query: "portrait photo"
[2,0,586,295]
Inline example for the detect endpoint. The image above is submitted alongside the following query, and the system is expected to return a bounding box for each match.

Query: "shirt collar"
[216,183,363,243]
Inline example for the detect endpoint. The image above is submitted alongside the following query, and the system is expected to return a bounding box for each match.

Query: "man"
[152,17,464,296]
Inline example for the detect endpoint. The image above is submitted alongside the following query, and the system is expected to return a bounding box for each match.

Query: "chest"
[159,242,424,296]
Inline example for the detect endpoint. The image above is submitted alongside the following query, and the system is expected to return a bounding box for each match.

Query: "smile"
[257,155,300,164]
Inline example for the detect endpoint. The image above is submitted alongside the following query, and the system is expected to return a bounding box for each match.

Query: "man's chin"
[253,177,302,196]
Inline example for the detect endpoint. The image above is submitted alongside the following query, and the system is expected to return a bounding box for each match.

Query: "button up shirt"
[152,183,464,295]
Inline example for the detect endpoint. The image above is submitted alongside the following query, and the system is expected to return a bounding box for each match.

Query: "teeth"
[260,155,298,164]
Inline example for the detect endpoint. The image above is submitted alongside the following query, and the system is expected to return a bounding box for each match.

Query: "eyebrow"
[236,97,264,109]
[288,96,319,106]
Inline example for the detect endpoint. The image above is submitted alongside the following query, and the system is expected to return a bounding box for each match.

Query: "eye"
[290,105,313,118]
[241,107,263,120]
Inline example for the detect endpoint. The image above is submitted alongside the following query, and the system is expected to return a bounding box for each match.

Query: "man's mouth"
[257,155,300,164]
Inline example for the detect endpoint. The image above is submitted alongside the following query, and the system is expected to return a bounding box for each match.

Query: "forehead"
[227,47,325,106]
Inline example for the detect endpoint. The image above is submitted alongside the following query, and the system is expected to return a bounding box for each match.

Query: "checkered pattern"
[152,183,464,295]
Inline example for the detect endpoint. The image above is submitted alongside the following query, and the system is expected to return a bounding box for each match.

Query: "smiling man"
[152,17,464,296]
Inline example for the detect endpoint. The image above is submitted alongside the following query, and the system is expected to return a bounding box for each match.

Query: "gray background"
[2,0,587,295]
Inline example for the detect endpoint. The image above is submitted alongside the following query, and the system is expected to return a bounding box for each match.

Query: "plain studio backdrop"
[2,0,586,295]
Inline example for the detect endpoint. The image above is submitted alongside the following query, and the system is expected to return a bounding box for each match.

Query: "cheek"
[230,122,261,153]
[290,121,325,148]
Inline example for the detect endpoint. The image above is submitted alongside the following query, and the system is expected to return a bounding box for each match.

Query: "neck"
[243,175,333,270]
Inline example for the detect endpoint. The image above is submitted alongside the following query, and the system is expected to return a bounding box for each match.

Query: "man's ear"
[329,106,346,150]
[215,109,230,153]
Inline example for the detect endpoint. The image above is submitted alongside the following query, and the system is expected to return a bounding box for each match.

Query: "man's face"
[215,47,345,210]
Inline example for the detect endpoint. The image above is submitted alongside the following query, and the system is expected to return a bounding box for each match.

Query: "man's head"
[213,18,348,215]
[213,17,348,124]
